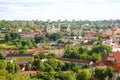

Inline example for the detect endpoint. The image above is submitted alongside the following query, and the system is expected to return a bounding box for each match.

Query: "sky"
[0,0,120,21]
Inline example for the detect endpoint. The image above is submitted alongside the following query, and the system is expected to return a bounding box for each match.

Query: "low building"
[57,58,90,66]
[90,52,120,80]
[19,70,42,77]
[10,28,22,32]
[6,54,34,64]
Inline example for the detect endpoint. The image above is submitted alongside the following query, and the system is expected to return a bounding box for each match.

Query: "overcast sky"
[0,0,120,21]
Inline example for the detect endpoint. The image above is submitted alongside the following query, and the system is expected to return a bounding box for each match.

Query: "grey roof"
[7,54,33,57]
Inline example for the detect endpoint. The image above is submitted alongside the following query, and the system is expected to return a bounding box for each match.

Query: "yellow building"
[6,54,34,64]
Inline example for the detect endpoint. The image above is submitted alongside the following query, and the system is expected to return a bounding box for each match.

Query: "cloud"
[0,0,56,3]
[0,0,120,20]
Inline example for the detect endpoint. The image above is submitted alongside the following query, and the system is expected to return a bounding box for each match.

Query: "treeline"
[64,44,112,62]
[0,20,119,32]
[0,32,36,50]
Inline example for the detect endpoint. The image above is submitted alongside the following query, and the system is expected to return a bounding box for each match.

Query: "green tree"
[0,76,6,80]
[44,63,54,72]
[80,53,88,60]
[79,46,89,54]
[0,53,6,59]
[46,53,56,59]
[64,46,79,59]
[13,60,20,73]
[81,31,86,37]
[106,67,114,80]
[0,60,7,69]
[27,40,35,48]
[55,71,75,80]
[5,33,11,42]
[7,63,15,73]
[20,45,29,50]
[0,69,7,77]
[19,50,27,54]
[56,61,65,71]
[5,32,22,41]
[90,53,102,62]
[116,76,120,80]
[6,73,31,80]
[91,44,112,54]
[57,39,64,46]
[49,33,62,41]
[76,69,92,80]
[94,67,107,80]
[25,63,31,71]
[45,59,58,70]
[10,32,21,40]
[34,72,55,80]
[34,53,46,60]
[6,60,20,73]
[38,53,46,59]
[35,36,45,43]
[21,40,27,46]
[33,59,40,70]
[38,61,46,71]
[98,34,105,40]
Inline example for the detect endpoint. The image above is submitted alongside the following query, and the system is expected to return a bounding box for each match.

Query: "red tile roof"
[27,48,49,55]
[91,61,120,72]
[109,52,120,63]
[105,35,111,39]
[91,61,113,67]
[90,77,97,80]
[0,50,19,54]
[19,70,42,75]
[57,58,90,64]
[0,48,49,55]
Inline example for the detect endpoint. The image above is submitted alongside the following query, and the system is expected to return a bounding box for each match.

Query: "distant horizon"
[0,19,120,21]
[0,0,120,21]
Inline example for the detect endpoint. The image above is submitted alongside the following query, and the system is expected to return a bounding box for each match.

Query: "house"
[6,54,34,64]
[33,29,42,37]
[10,28,22,32]
[0,28,9,36]
[103,35,113,46]
[20,29,42,40]
[90,52,120,79]
[86,29,97,37]
[20,32,35,40]
[19,70,42,77]
[90,61,120,80]
[107,52,120,63]
[105,28,116,36]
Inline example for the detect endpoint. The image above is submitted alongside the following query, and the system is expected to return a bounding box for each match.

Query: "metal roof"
[7,54,33,57]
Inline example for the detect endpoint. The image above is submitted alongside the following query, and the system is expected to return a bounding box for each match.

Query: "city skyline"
[0,0,120,21]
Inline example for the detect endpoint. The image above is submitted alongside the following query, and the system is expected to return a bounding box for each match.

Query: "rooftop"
[109,52,120,63]
[7,54,33,57]
[19,70,42,75]
[91,61,120,72]
[91,61,114,67]
[57,58,90,64]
